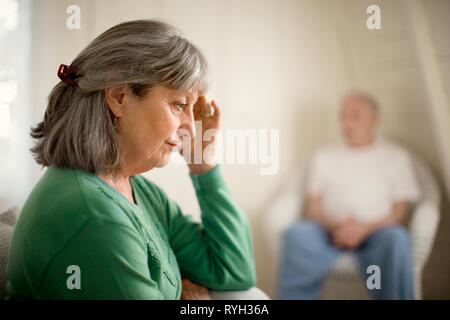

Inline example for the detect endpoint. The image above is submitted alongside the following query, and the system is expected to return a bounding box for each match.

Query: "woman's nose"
[178,109,196,140]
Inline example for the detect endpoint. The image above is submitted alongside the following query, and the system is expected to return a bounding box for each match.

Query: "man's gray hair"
[342,91,379,114]
[31,20,208,174]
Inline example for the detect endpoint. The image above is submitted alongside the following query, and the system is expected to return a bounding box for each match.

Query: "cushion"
[0,207,19,300]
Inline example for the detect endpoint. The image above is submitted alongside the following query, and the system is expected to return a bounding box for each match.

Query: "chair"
[0,206,19,300]
[260,150,441,299]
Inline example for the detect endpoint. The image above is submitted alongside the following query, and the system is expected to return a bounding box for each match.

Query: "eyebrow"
[168,88,199,104]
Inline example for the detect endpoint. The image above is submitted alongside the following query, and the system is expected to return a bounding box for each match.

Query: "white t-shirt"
[306,139,421,223]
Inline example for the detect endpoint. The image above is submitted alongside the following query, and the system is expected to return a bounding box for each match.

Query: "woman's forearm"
[167,165,257,290]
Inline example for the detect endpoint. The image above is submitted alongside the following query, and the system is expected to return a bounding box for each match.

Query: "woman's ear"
[104,85,128,117]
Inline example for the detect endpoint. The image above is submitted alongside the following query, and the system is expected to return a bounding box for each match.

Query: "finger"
[200,96,211,116]
[333,230,344,240]
[332,232,342,243]
[211,99,221,120]
[193,100,201,115]
[333,239,343,248]
[334,233,347,247]
[195,96,213,117]
[192,97,204,116]
[333,239,344,248]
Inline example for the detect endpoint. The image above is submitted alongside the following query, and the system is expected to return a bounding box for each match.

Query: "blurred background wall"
[0,0,449,298]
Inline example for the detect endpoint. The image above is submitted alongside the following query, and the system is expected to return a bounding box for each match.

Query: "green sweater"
[6,164,256,299]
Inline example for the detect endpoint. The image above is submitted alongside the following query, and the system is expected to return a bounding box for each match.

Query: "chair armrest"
[408,152,441,272]
[209,287,271,300]
[261,191,303,261]
[409,201,440,271]
[0,206,19,226]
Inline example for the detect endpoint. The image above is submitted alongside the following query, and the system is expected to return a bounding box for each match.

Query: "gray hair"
[31,20,209,174]
[342,91,379,114]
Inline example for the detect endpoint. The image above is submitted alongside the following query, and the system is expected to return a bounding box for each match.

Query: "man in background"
[278,92,421,299]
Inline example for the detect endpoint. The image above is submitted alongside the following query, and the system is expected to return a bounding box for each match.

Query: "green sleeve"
[165,165,257,290]
[35,219,164,299]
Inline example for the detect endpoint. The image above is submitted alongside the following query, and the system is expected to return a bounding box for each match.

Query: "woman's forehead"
[146,85,200,103]
[166,86,200,100]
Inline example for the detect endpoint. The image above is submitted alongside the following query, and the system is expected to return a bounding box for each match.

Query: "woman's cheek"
[166,115,182,138]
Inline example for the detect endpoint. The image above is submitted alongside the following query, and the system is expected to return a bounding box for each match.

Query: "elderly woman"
[6,20,258,299]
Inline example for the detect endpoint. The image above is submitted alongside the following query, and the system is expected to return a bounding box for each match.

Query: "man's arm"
[363,201,410,235]
[332,201,410,249]
[305,194,343,233]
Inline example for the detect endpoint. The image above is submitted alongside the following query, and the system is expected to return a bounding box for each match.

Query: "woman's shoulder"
[19,166,89,222]
[9,167,102,284]
[7,167,143,298]
[12,166,140,259]
[19,166,135,230]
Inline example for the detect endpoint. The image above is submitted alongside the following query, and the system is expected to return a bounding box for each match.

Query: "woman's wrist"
[188,163,217,175]
[189,163,225,191]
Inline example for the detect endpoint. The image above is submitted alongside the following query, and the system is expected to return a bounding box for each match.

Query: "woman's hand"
[180,96,221,175]
[180,278,212,300]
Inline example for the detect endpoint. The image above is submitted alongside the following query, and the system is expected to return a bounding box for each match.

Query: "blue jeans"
[277,220,415,300]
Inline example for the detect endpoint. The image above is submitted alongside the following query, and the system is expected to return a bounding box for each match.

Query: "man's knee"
[373,225,411,251]
[283,220,323,242]
[281,220,329,255]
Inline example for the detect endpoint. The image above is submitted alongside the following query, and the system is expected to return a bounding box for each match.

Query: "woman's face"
[116,85,198,175]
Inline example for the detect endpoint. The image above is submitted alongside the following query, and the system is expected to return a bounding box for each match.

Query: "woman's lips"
[165,141,180,150]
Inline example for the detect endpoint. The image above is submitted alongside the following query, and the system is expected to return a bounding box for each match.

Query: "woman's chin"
[146,147,174,170]
[154,154,172,168]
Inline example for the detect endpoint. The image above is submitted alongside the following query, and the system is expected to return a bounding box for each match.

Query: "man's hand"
[180,278,212,300]
[331,217,371,250]
[180,96,221,175]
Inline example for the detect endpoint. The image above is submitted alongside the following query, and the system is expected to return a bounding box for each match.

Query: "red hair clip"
[57,64,80,85]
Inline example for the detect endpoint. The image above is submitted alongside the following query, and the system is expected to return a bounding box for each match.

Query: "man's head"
[340,92,379,148]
